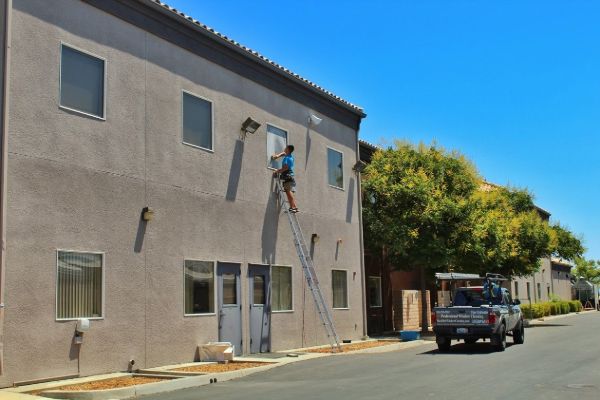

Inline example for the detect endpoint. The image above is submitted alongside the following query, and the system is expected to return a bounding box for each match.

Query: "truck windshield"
[453,288,503,306]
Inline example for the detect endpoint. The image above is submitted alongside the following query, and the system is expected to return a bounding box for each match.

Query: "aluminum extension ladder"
[274,176,342,352]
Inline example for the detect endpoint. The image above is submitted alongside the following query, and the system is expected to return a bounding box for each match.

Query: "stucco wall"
[1,0,364,385]
[512,257,553,303]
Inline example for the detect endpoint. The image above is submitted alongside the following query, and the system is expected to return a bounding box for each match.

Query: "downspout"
[355,126,368,339]
[0,0,12,376]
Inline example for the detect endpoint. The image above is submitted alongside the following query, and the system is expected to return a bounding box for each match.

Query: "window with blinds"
[332,270,348,309]
[272,266,292,311]
[56,251,104,320]
[60,44,105,118]
[184,260,215,315]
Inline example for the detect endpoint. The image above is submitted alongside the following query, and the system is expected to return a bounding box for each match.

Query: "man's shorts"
[283,179,296,192]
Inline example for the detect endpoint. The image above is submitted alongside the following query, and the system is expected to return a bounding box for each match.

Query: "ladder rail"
[274,176,342,351]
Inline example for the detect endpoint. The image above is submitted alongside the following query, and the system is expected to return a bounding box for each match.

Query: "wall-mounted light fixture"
[311,233,320,244]
[142,206,154,222]
[337,238,343,245]
[308,114,322,126]
[241,117,261,135]
[352,160,367,173]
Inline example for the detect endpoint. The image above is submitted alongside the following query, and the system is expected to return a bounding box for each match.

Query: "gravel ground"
[305,340,401,353]
[171,361,274,373]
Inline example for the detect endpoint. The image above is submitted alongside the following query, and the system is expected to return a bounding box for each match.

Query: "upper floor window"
[327,148,344,189]
[182,91,213,151]
[267,125,287,169]
[56,250,104,320]
[60,44,105,119]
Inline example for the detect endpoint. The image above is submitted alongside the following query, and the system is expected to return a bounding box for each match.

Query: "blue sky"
[166,1,599,260]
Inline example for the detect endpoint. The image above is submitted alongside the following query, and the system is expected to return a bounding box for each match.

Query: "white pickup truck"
[432,274,525,352]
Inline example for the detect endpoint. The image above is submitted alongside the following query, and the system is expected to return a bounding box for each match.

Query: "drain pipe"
[0,0,12,376]
[354,129,368,339]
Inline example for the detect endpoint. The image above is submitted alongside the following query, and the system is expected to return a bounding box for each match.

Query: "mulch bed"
[30,376,168,393]
[306,340,401,353]
[171,361,273,373]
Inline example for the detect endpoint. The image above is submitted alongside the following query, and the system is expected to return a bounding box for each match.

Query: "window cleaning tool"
[275,176,342,353]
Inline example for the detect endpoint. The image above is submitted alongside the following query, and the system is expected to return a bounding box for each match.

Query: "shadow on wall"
[346,176,355,223]
[225,139,244,201]
[261,178,279,263]
[134,210,146,253]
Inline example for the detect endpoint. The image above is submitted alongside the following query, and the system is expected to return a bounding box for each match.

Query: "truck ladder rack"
[274,177,342,353]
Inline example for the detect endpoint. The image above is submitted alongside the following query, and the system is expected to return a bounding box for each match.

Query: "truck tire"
[437,337,451,352]
[513,320,525,344]
[492,324,507,352]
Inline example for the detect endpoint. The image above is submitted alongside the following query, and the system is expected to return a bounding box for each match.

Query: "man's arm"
[275,164,289,175]
[271,151,285,160]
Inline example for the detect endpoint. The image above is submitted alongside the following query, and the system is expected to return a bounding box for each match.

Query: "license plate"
[457,328,469,334]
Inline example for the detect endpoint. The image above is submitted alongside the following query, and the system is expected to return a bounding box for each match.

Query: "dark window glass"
[332,270,348,308]
[223,273,237,305]
[60,45,104,118]
[253,275,266,305]
[327,148,344,188]
[183,92,212,150]
[272,266,292,311]
[184,260,214,314]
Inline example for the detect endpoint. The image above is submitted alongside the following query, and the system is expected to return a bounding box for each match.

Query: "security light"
[353,160,367,173]
[308,114,322,126]
[241,117,261,134]
[142,206,154,221]
[311,233,320,244]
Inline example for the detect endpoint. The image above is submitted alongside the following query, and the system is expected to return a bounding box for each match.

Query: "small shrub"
[560,302,570,314]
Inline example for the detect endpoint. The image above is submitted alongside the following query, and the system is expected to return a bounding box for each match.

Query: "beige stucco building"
[0,0,366,386]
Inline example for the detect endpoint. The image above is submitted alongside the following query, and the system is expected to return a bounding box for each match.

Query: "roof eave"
[141,0,366,118]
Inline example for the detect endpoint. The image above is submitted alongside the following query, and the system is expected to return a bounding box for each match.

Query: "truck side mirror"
[513,299,521,305]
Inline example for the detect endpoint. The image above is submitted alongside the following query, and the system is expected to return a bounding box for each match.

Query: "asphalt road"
[143,312,600,400]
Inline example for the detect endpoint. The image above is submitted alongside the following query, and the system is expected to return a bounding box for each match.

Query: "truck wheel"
[493,324,507,352]
[437,337,451,352]
[513,320,525,344]
[464,338,478,345]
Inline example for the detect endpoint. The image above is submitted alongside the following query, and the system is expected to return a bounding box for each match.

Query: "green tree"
[549,223,585,261]
[573,257,600,284]
[459,186,584,277]
[362,141,480,332]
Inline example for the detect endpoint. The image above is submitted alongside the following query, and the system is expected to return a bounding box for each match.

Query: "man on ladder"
[272,145,298,213]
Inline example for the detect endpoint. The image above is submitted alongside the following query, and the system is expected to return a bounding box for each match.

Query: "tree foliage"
[362,141,585,279]
[573,257,600,284]
[362,141,479,272]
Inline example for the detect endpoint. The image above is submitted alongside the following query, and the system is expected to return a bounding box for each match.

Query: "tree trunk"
[420,265,429,334]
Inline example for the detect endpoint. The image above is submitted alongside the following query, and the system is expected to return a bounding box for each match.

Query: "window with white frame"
[368,276,382,308]
[182,92,213,151]
[56,251,104,319]
[332,269,348,309]
[60,44,105,118]
[267,125,288,169]
[327,148,344,189]
[184,260,215,314]
[272,265,292,311]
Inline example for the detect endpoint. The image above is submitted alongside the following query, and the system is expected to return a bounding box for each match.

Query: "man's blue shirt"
[282,154,295,176]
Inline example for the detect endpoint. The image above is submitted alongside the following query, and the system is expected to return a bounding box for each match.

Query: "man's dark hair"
[287,145,295,153]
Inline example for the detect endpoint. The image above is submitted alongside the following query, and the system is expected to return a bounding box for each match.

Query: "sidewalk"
[1,339,430,399]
